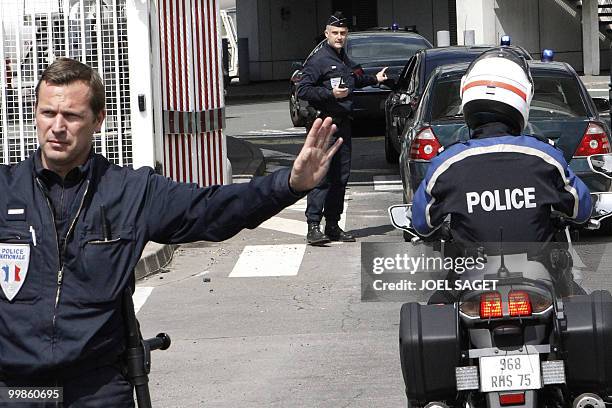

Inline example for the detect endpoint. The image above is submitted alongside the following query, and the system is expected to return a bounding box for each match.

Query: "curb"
[225,93,287,105]
[227,135,266,178]
[135,243,177,281]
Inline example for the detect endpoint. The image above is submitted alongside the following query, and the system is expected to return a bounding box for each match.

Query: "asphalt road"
[137,99,612,407]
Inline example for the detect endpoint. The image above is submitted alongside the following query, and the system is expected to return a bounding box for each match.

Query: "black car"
[289,29,432,128]
[384,45,533,163]
[396,61,612,207]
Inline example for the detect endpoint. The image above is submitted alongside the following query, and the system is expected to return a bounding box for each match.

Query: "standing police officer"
[297,11,388,245]
[0,58,341,407]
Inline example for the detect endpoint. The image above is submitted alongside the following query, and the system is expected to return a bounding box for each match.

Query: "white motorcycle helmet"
[460,47,534,134]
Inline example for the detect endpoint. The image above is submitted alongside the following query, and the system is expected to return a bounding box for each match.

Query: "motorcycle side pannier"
[399,302,460,403]
[563,290,612,396]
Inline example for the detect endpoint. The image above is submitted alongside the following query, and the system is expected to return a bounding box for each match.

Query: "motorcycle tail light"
[508,291,532,316]
[480,292,502,318]
[499,392,525,406]
[409,127,442,161]
[573,122,611,157]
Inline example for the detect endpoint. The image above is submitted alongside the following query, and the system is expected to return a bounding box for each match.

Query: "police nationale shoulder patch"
[0,243,30,301]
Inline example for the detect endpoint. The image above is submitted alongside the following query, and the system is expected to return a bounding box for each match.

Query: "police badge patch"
[0,244,30,301]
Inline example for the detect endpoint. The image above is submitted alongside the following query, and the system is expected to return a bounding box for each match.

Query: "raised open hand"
[289,117,343,193]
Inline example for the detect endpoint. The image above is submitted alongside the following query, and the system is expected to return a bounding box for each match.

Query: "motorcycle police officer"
[0,58,341,407]
[297,11,389,245]
[412,47,591,254]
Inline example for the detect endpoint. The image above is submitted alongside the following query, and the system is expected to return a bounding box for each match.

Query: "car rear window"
[347,36,430,64]
[429,76,463,121]
[429,73,588,122]
[530,75,587,118]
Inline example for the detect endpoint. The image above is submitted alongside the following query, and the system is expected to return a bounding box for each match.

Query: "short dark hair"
[35,57,105,115]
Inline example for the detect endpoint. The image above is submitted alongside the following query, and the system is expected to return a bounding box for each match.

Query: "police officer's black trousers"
[305,119,351,224]
[0,364,134,408]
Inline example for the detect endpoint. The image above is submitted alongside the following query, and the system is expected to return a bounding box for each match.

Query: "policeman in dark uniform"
[297,11,389,245]
[0,58,341,407]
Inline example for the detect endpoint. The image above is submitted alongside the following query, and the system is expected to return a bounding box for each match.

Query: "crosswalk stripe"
[286,198,307,211]
[133,287,154,314]
[259,216,307,236]
[261,199,348,235]
[229,244,306,277]
[373,175,403,191]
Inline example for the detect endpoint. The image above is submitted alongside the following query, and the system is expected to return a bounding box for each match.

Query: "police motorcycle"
[388,158,612,408]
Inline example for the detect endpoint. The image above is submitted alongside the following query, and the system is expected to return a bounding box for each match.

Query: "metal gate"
[0,0,132,166]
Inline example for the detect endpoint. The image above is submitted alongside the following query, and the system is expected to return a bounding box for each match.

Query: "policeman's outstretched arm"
[289,117,343,192]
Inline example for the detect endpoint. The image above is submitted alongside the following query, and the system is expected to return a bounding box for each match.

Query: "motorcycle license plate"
[479,354,541,392]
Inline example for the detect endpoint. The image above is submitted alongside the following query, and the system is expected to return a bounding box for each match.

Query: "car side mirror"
[291,61,303,71]
[392,104,413,118]
[590,192,612,223]
[592,97,610,113]
[587,154,612,179]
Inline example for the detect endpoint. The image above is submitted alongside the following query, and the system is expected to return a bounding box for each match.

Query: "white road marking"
[229,244,306,277]
[373,175,403,191]
[133,287,154,314]
[260,148,297,159]
[246,128,305,135]
[286,197,307,211]
[260,198,348,234]
[259,216,307,236]
[232,177,252,184]
[350,191,396,196]
[587,88,609,92]
[236,129,306,138]
[195,271,209,277]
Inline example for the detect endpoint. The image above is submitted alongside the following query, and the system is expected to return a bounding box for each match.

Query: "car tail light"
[480,292,503,318]
[508,291,532,316]
[409,127,442,161]
[499,392,525,406]
[573,122,611,157]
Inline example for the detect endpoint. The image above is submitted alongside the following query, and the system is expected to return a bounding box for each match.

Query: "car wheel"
[385,126,400,164]
[289,91,306,127]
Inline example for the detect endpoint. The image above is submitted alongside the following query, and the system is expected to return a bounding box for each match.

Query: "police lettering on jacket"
[466,187,537,213]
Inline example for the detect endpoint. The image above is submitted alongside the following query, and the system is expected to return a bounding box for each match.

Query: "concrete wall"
[377,0,447,45]
[237,0,611,81]
[237,0,445,80]
[236,0,331,81]
[456,0,495,45]
[456,0,611,73]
